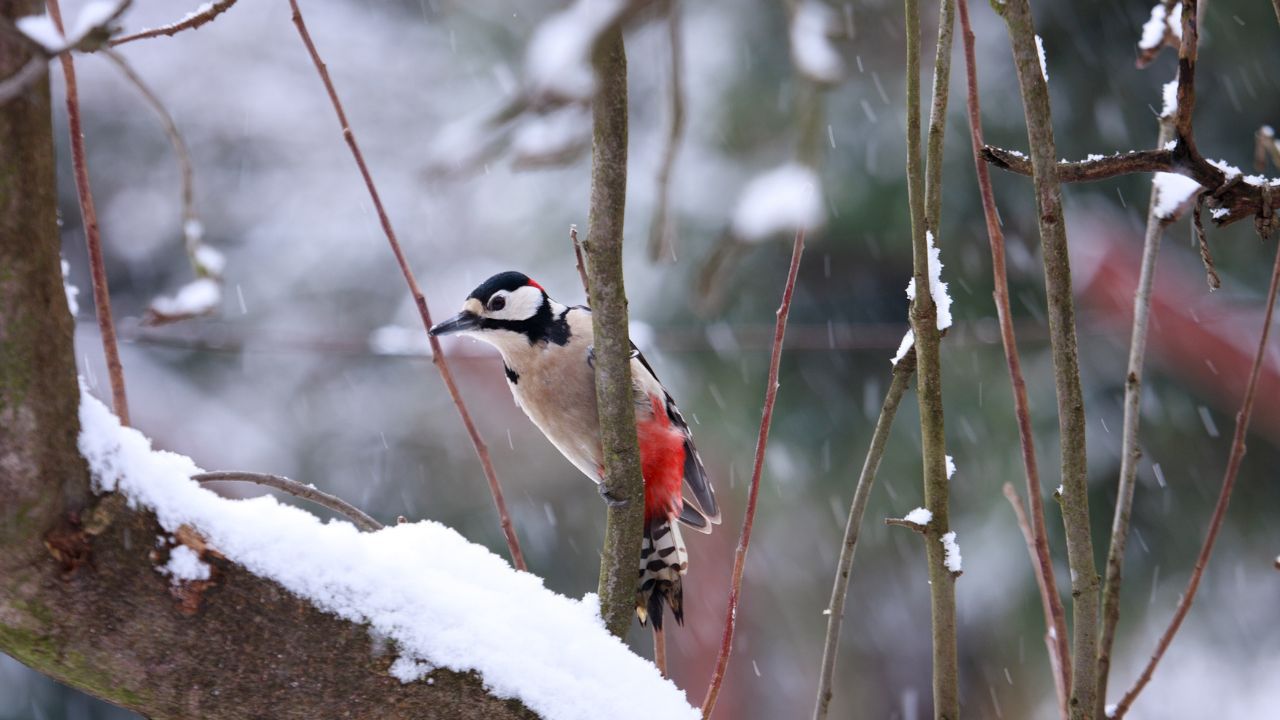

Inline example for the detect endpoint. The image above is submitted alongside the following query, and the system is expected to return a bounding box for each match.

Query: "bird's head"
[429,271,565,349]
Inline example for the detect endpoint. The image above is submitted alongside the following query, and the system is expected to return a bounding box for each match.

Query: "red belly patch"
[637,394,685,522]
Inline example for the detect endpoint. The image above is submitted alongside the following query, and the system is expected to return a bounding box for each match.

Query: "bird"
[429,270,720,629]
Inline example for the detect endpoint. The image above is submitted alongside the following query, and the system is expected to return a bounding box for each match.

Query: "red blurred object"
[1072,215,1280,442]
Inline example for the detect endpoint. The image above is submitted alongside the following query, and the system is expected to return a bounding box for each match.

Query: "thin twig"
[1192,199,1221,290]
[652,626,667,679]
[0,54,48,106]
[958,0,1069,713]
[923,0,956,235]
[980,146,1174,183]
[1002,483,1068,719]
[1111,231,1280,719]
[811,352,914,720]
[98,48,204,274]
[1096,117,1175,718]
[570,224,590,297]
[47,0,131,426]
[287,0,525,572]
[647,0,684,263]
[194,471,382,532]
[701,228,804,720]
[110,0,239,46]
[999,1,1101,716]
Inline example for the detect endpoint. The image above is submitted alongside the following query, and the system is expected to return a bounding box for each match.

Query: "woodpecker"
[429,271,720,628]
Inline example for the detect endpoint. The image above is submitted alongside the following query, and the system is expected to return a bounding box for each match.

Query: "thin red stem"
[1112,237,1280,718]
[652,625,667,679]
[110,0,239,46]
[700,229,804,719]
[958,0,1069,707]
[47,0,130,426]
[287,0,525,572]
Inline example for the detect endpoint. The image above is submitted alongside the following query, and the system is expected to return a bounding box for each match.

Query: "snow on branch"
[525,0,631,103]
[790,0,845,84]
[77,388,698,720]
[892,230,951,365]
[15,0,128,54]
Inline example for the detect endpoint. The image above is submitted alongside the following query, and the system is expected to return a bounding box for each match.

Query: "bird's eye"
[488,296,506,312]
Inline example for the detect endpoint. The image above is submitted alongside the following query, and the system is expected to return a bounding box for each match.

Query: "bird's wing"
[631,344,721,527]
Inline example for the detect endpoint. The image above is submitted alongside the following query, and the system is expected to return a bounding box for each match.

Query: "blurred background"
[4,0,1280,717]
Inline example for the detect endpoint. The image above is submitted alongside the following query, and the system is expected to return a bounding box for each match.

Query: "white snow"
[940,531,962,573]
[1161,80,1178,118]
[1035,35,1048,82]
[194,244,226,277]
[1139,4,1168,50]
[945,455,956,480]
[77,388,697,720]
[525,0,629,102]
[61,258,79,317]
[1208,158,1242,179]
[893,231,952,364]
[890,329,914,366]
[16,14,64,52]
[149,277,221,318]
[16,1,121,53]
[1168,3,1183,39]
[790,0,844,84]
[160,544,211,584]
[731,163,824,242]
[1164,139,1177,151]
[1210,207,1229,220]
[512,106,591,163]
[1151,172,1201,219]
[369,325,431,356]
[70,1,119,40]
[903,507,933,526]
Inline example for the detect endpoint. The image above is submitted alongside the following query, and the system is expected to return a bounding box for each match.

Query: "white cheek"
[488,286,543,321]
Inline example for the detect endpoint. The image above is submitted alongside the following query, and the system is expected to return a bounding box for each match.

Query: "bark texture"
[585,27,647,640]
[0,18,534,719]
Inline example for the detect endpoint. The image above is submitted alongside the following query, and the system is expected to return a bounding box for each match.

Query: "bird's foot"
[586,345,640,370]
[598,483,628,508]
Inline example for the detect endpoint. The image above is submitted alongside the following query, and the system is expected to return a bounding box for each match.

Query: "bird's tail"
[636,515,687,629]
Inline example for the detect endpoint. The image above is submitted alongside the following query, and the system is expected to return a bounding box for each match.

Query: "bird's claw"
[586,345,639,370]
[598,484,628,508]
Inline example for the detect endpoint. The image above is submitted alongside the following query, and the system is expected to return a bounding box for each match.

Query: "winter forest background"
[3,0,1279,718]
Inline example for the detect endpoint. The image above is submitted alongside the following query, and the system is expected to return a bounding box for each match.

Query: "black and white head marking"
[464,271,571,346]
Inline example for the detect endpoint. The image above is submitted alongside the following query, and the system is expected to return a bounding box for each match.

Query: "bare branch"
[194,471,382,533]
[958,0,1069,712]
[1002,483,1068,719]
[570,223,590,297]
[1096,116,1174,719]
[652,626,667,679]
[981,145,1174,182]
[647,0,684,263]
[812,351,914,720]
[47,0,131,426]
[999,1,1102,715]
[287,0,526,572]
[701,229,804,720]
[884,515,929,533]
[1112,220,1280,720]
[0,54,47,105]
[110,0,239,46]
[99,48,208,278]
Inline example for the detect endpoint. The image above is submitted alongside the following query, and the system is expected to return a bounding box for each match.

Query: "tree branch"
[109,0,239,46]
[1095,115,1175,719]
[998,1,1101,716]
[1112,218,1280,720]
[811,350,914,720]
[907,0,959,715]
[957,1,1069,714]
[194,471,382,533]
[647,0,684,263]
[584,25,645,639]
[47,0,131,426]
[701,229,804,720]
[287,0,525,572]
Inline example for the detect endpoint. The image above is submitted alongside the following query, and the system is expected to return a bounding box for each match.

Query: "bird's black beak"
[428,311,481,337]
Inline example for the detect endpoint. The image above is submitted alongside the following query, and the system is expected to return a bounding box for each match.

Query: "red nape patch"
[637,395,685,522]
[525,278,544,291]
